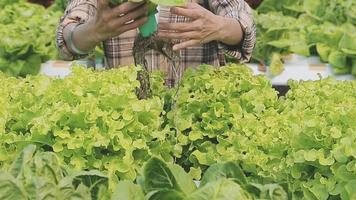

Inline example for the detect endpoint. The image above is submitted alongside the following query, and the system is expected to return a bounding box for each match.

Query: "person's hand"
[90,0,149,43]
[157,3,226,51]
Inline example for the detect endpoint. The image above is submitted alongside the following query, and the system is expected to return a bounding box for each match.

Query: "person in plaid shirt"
[56,0,256,86]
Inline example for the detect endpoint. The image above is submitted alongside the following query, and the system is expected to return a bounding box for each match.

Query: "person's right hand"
[90,0,149,43]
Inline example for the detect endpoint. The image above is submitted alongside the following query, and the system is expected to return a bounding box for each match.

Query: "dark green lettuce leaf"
[200,161,247,187]
[143,157,182,193]
[0,145,108,200]
[0,172,26,200]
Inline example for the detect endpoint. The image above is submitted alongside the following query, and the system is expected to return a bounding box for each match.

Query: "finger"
[120,16,148,33]
[158,22,196,32]
[170,7,200,19]
[157,31,199,40]
[173,40,200,51]
[174,2,198,9]
[110,5,147,27]
[170,5,200,19]
[112,2,146,17]
[120,4,148,23]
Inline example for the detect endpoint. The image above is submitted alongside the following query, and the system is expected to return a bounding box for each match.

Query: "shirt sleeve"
[56,0,98,60]
[209,0,256,63]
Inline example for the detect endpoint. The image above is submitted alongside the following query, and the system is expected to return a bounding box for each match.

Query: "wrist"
[80,21,103,44]
[70,22,101,54]
[70,23,92,55]
[215,16,229,43]
[216,16,243,46]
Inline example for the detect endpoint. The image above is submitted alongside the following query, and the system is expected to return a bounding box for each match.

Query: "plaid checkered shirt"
[56,0,256,86]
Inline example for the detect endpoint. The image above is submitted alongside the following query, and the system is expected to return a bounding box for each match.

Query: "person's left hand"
[157,3,225,51]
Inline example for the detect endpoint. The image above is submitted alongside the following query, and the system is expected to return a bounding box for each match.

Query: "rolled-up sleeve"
[210,0,256,63]
[56,0,97,60]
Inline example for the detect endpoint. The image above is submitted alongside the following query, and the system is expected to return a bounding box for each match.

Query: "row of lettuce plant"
[0,64,355,199]
[252,0,356,76]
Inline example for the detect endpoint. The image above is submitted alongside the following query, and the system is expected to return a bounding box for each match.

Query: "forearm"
[208,0,256,62]
[216,16,243,46]
[63,22,100,54]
